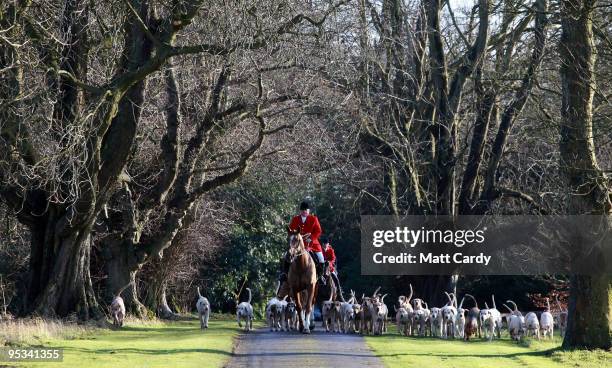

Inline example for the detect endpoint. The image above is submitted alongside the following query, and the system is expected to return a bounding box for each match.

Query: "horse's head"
[287,226,305,257]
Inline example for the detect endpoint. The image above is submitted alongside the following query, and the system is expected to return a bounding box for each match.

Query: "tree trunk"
[144,269,176,319]
[559,0,611,350]
[103,238,147,317]
[27,211,101,319]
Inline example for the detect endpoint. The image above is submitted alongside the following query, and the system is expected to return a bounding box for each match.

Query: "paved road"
[224,328,384,368]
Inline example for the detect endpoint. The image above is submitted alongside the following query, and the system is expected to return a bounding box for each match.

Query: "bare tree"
[558,0,611,350]
[0,0,346,318]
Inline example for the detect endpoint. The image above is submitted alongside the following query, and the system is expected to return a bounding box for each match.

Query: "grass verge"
[365,331,611,368]
[1,315,241,368]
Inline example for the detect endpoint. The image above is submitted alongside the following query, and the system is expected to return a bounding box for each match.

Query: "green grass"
[365,331,611,368]
[9,317,244,368]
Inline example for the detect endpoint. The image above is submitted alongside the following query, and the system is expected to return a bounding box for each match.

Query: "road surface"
[224,328,384,368]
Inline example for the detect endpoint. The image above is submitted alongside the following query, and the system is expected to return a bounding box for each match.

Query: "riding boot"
[278,253,290,283]
[331,272,345,302]
[316,262,326,285]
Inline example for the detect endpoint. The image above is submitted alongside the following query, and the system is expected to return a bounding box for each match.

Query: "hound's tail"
[465,294,479,309]
[506,300,519,313]
[407,284,413,303]
[502,303,514,314]
[246,288,252,304]
[197,286,203,299]
[444,292,454,307]
[491,294,497,310]
[372,286,381,298]
[458,296,465,310]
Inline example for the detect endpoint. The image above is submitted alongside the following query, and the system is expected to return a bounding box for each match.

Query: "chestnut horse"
[286,228,317,333]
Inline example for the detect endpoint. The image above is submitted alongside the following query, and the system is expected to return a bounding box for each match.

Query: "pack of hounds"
[112,282,568,341]
[261,283,568,341]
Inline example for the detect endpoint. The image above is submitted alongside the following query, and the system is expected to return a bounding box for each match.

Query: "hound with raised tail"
[196,287,210,329]
[487,295,503,339]
[110,283,132,328]
[540,298,554,339]
[504,300,525,341]
[373,294,389,335]
[236,288,254,331]
[441,292,457,339]
[455,295,466,338]
[463,294,480,340]
[360,287,380,335]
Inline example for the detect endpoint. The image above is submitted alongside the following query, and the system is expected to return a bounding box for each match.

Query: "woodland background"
[0,0,610,349]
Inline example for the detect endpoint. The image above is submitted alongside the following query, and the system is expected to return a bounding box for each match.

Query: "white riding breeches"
[314,251,324,263]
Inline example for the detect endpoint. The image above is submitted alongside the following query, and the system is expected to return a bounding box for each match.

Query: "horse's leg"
[294,289,304,333]
[304,283,316,334]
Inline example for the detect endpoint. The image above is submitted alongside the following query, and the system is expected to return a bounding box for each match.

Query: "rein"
[290,249,308,264]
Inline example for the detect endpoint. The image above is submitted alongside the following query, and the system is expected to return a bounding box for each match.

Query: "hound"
[266,283,283,331]
[487,295,503,339]
[373,294,388,335]
[540,297,554,339]
[196,287,210,329]
[395,305,412,336]
[441,292,457,339]
[412,299,429,337]
[504,301,525,341]
[463,294,480,340]
[283,297,298,331]
[110,283,131,328]
[322,291,335,332]
[525,311,540,339]
[455,295,467,339]
[430,307,443,337]
[332,301,343,333]
[360,287,380,335]
[236,288,254,331]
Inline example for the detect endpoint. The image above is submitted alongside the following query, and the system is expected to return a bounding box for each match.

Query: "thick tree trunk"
[564,275,611,348]
[103,238,147,317]
[27,212,101,319]
[144,270,176,319]
[559,0,611,350]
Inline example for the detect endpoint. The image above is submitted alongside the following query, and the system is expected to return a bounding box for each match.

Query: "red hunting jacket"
[288,214,322,253]
[324,246,336,272]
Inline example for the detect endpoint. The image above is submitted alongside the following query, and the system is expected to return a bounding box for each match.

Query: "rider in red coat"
[322,238,343,298]
[287,201,326,284]
[323,242,336,273]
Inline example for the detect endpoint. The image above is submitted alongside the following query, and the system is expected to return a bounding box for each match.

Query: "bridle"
[288,234,308,264]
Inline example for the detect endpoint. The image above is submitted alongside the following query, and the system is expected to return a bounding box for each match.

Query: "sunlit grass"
[365,330,610,368]
[3,315,244,368]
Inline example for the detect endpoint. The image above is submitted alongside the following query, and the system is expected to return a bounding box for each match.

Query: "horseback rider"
[286,201,327,285]
[322,238,344,299]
